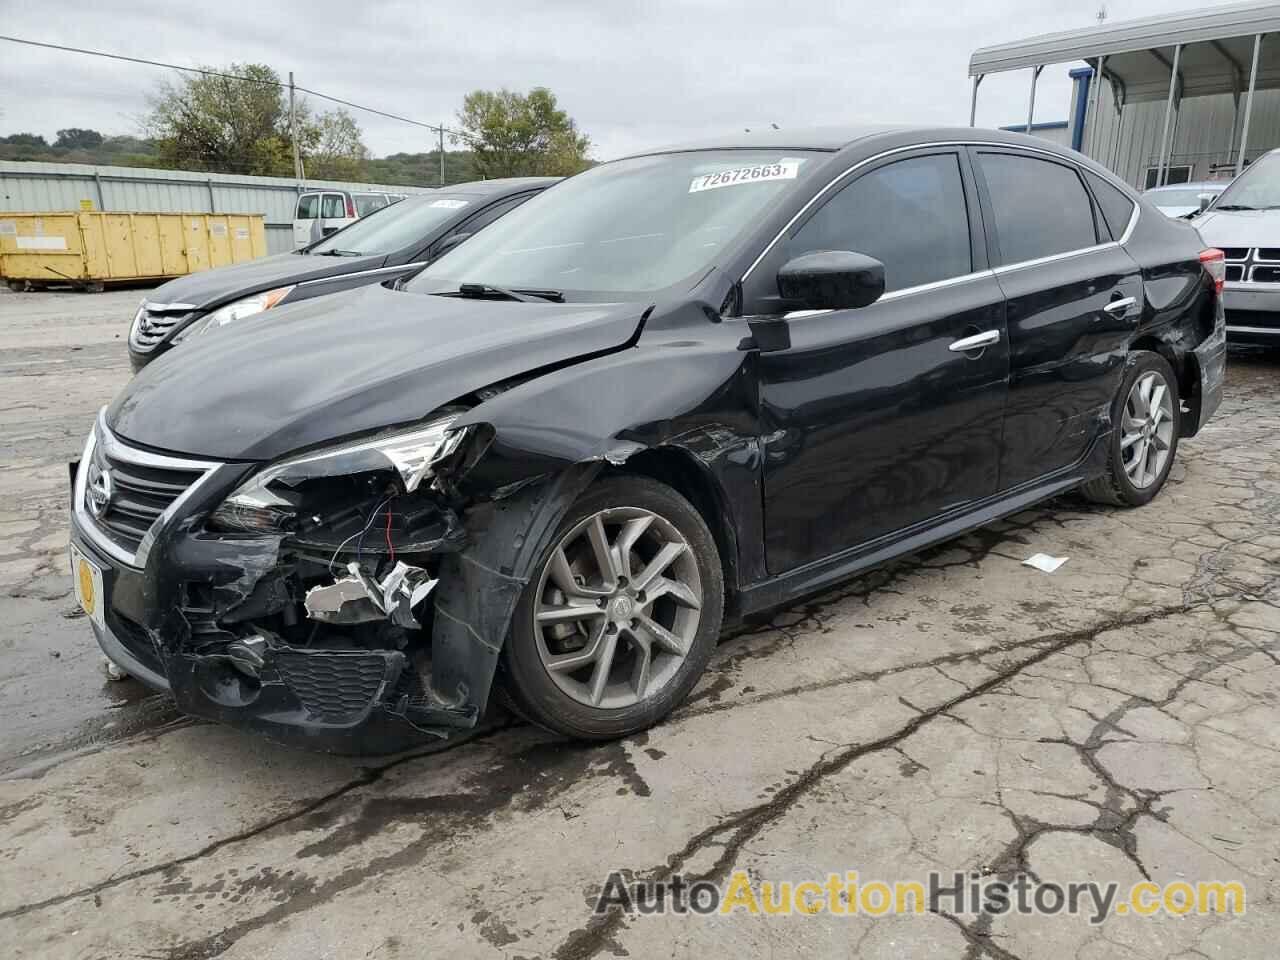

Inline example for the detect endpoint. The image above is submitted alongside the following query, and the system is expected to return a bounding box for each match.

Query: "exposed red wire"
[385,506,396,564]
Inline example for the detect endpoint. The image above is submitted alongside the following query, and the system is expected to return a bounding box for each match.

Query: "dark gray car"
[127,177,555,370]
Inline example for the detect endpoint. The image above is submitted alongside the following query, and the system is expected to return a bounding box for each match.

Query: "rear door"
[318,192,355,240]
[970,148,1143,489]
[751,148,1010,573]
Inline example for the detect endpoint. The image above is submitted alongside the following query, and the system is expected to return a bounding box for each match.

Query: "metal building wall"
[0,162,439,254]
[1084,84,1280,188]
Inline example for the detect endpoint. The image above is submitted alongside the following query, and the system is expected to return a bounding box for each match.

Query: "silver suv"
[1193,149,1280,345]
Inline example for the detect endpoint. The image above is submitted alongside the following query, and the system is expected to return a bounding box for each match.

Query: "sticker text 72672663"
[689,161,800,194]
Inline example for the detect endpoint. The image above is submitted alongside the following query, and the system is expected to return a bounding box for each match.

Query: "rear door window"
[977,153,1099,263]
[1085,171,1137,240]
[321,193,348,219]
[784,153,972,293]
[295,193,320,219]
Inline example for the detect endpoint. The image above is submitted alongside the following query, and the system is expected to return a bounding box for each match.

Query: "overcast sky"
[0,0,1248,163]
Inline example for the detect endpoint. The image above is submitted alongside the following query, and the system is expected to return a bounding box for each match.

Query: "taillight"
[346,196,356,218]
[1200,248,1226,295]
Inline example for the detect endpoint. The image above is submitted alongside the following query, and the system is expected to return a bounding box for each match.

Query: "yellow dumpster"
[0,212,268,291]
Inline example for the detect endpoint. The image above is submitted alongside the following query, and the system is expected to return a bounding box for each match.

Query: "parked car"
[1190,148,1280,344]
[292,189,407,248]
[71,126,1225,753]
[128,178,554,371]
[1144,180,1227,218]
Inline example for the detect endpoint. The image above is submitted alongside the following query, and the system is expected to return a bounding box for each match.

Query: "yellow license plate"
[69,544,105,630]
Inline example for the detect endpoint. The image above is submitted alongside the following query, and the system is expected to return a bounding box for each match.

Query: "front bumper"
[71,518,452,754]
[1222,282,1280,343]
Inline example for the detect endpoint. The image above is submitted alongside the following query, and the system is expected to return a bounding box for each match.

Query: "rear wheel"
[1081,351,1180,507]
[500,476,723,740]
[5,280,25,293]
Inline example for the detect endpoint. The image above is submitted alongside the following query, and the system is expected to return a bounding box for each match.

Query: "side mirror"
[1198,193,1215,213]
[434,232,472,258]
[777,251,885,311]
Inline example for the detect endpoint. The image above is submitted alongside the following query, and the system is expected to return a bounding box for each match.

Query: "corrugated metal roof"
[970,1,1280,77]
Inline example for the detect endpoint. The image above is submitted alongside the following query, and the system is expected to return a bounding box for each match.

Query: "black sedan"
[126,177,554,370]
[70,125,1225,752]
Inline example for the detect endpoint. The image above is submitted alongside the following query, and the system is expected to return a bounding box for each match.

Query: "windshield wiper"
[1213,204,1258,211]
[316,248,364,257]
[456,283,564,303]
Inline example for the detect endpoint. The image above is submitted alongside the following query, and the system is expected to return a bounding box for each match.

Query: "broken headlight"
[172,285,296,344]
[208,414,467,534]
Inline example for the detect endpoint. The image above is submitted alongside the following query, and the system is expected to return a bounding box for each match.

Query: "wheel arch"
[606,446,744,618]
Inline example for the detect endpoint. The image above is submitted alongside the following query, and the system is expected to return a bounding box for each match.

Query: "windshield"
[1148,188,1219,206]
[405,150,827,299]
[307,195,473,256]
[1212,154,1280,209]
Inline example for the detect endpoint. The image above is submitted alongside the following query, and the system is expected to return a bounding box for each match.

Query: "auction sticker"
[689,161,799,193]
[430,199,470,209]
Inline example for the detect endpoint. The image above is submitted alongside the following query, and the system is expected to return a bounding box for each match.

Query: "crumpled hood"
[1192,208,1280,248]
[108,284,644,461]
[146,251,387,310]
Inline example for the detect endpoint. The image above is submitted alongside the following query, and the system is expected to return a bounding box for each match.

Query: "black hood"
[145,251,388,310]
[108,284,645,461]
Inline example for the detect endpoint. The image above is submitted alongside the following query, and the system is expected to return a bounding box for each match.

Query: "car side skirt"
[736,433,1108,617]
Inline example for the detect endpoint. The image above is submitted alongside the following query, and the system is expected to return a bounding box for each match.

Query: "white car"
[1143,181,1227,218]
[1191,151,1280,345]
[292,190,406,248]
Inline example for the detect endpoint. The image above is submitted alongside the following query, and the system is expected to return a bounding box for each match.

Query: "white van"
[292,190,406,248]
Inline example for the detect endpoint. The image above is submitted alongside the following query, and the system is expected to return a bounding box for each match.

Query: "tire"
[6,280,25,293]
[1081,351,1181,507]
[500,475,724,740]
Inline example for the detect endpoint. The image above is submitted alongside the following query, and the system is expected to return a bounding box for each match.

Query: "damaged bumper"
[69,520,468,754]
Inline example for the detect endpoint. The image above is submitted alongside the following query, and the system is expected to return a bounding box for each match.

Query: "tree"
[1,133,48,148]
[454,87,590,178]
[142,63,369,179]
[303,109,369,181]
[54,128,104,149]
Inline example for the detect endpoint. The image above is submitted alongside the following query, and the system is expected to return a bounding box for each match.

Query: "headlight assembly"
[172,285,295,344]
[208,414,467,534]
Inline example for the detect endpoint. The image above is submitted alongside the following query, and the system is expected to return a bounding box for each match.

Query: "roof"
[970,1,1280,102]
[630,124,914,156]
[434,177,560,197]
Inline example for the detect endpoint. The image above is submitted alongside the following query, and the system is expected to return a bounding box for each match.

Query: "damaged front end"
[71,406,584,754]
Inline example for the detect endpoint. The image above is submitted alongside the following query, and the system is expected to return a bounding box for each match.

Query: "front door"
[747,149,1010,575]
[969,149,1144,489]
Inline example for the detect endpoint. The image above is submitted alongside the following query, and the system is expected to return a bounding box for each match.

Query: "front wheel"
[500,475,724,740]
[1081,351,1180,507]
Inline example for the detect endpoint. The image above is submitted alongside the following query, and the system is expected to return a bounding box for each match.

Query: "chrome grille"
[76,413,221,567]
[1219,248,1280,284]
[129,301,198,352]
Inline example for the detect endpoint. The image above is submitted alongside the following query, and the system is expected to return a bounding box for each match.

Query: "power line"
[0,34,480,144]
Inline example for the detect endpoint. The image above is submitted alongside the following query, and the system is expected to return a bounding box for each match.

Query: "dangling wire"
[328,496,391,575]
[384,505,397,564]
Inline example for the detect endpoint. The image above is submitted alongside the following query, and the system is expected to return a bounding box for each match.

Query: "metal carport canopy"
[969,1,1280,102]
[968,1,1280,184]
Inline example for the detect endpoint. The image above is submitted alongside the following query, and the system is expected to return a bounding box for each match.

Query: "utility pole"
[438,125,445,186]
[289,71,304,185]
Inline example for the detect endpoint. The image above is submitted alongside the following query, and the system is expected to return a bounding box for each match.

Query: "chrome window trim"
[74,408,222,569]
[741,139,1140,288]
[295,263,417,288]
[779,269,997,319]
[1226,325,1280,334]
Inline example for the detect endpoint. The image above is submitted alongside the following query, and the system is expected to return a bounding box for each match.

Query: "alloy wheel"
[1121,370,1175,489]
[532,506,703,709]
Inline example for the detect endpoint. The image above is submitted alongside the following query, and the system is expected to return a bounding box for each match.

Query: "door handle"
[948,330,1001,353]
[1104,296,1137,315]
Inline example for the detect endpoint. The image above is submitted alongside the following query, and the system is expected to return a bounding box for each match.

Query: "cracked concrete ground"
[1,286,1278,959]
